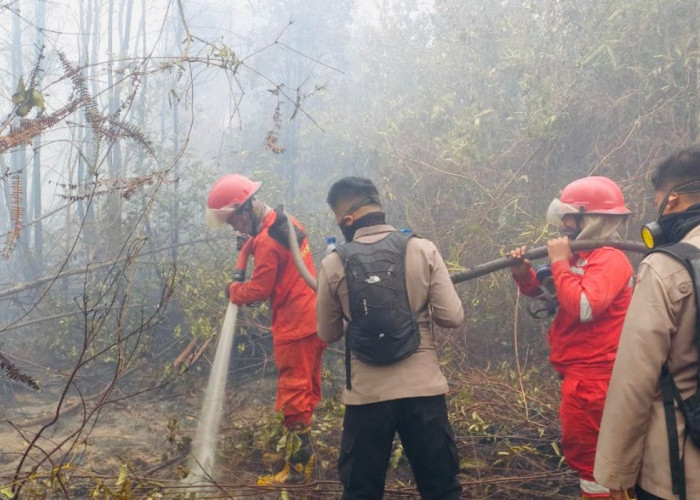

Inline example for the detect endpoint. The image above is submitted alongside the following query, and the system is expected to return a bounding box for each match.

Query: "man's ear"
[665,192,680,212]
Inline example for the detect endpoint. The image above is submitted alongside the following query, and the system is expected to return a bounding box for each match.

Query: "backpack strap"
[333,243,354,390]
[660,364,687,499]
[653,242,700,390]
[650,241,700,500]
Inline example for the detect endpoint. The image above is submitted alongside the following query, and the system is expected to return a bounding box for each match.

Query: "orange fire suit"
[229,210,324,427]
[514,247,633,489]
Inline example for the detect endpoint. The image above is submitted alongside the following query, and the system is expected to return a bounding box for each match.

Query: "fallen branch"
[182,338,213,371]
[172,337,197,370]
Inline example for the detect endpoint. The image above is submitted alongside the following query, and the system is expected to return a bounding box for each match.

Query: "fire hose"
[285,212,317,291]
[229,209,316,290]
[449,239,649,284]
[174,210,314,371]
[176,234,648,369]
[289,233,649,288]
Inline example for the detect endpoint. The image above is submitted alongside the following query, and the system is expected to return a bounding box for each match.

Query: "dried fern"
[52,175,157,201]
[57,51,103,168]
[0,99,81,154]
[57,51,155,160]
[1,174,23,261]
[0,347,39,390]
[264,101,286,154]
[105,116,155,157]
[265,130,285,154]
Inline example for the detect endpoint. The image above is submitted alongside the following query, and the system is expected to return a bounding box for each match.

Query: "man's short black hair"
[326,177,381,210]
[652,147,700,191]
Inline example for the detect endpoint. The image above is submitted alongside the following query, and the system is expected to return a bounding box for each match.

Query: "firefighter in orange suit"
[509,177,634,499]
[205,174,325,485]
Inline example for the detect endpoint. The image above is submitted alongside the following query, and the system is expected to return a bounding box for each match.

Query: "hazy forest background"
[0,0,697,498]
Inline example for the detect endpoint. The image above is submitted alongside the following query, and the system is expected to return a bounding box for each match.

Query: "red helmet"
[205,174,262,227]
[546,176,631,225]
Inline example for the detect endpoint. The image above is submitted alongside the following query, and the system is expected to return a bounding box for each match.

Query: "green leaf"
[0,487,14,499]
[11,77,26,105]
[30,89,45,112]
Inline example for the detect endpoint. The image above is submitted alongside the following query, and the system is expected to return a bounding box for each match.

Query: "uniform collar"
[353,224,396,239]
[682,223,700,241]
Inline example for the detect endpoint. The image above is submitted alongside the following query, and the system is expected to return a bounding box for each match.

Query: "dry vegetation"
[2,0,700,498]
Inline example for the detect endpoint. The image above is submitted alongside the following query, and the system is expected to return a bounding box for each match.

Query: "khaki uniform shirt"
[316,224,465,405]
[594,225,700,498]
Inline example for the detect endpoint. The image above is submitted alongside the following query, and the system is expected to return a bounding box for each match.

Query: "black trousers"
[635,485,665,500]
[338,394,461,499]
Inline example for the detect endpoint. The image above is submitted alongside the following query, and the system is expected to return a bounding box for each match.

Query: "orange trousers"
[559,377,609,482]
[274,333,325,428]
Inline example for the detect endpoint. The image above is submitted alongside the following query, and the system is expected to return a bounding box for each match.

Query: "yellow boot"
[257,425,314,486]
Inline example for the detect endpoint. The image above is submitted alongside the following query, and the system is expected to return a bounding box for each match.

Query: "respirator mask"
[641,179,700,249]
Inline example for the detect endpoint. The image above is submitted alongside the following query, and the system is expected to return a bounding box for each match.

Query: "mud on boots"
[257,423,315,486]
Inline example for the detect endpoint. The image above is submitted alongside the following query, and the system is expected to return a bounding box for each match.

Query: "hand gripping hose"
[449,239,649,284]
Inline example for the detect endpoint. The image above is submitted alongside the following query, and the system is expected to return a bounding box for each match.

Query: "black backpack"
[335,231,422,389]
[650,242,700,500]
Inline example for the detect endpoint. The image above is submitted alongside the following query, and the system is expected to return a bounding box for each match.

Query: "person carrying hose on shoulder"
[508,176,634,499]
[205,173,326,486]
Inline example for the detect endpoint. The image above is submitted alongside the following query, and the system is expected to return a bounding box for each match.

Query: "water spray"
[185,303,238,485]
[184,239,253,488]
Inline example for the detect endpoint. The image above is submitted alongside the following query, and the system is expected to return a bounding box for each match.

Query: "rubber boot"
[257,425,314,486]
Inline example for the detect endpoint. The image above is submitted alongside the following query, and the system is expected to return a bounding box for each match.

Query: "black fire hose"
[449,239,649,284]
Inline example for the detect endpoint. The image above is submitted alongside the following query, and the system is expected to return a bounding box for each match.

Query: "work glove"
[236,233,250,251]
[226,269,246,300]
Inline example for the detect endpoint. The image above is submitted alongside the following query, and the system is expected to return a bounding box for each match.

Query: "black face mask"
[339,221,355,243]
[339,212,386,242]
[654,204,700,245]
